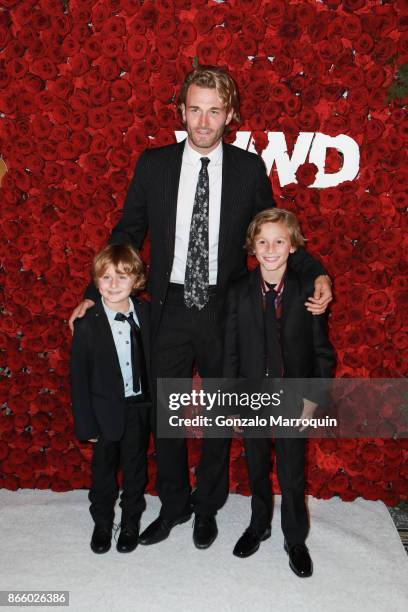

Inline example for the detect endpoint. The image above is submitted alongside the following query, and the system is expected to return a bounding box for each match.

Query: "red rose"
[0,440,9,460]
[155,16,177,38]
[343,350,363,369]
[3,475,19,491]
[309,12,331,43]
[89,85,110,107]
[295,163,318,188]
[363,321,386,347]
[241,16,265,41]
[99,58,120,81]
[125,128,149,151]
[156,36,179,59]
[152,80,175,104]
[359,443,382,462]
[51,478,71,492]
[101,16,126,38]
[111,78,132,101]
[263,0,286,26]
[209,25,230,51]
[328,473,349,493]
[193,8,214,34]
[196,41,219,65]
[365,66,386,89]
[109,147,132,170]
[373,38,397,64]
[366,291,390,314]
[295,2,316,26]
[103,125,124,147]
[101,37,124,59]
[88,107,109,129]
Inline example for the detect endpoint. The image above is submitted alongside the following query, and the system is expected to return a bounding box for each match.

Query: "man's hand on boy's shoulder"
[305,275,332,315]
[69,299,95,334]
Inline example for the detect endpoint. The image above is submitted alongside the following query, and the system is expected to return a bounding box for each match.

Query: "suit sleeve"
[288,248,326,281]
[84,151,150,301]
[70,319,99,440]
[252,156,276,216]
[222,284,240,379]
[312,314,335,378]
[304,313,335,406]
[109,150,149,248]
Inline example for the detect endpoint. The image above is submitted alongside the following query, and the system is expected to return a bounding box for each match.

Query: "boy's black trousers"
[245,436,309,545]
[89,397,151,530]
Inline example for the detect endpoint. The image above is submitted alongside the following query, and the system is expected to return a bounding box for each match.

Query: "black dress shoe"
[284,541,313,577]
[90,526,112,554]
[139,513,191,545]
[233,526,271,558]
[193,515,218,549]
[116,526,139,553]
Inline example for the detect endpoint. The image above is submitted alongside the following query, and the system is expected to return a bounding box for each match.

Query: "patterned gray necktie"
[184,156,210,309]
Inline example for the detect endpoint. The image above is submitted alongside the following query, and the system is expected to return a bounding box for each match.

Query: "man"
[69,66,332,550]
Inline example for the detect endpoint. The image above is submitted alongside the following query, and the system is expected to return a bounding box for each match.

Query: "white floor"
[0,490,407,612]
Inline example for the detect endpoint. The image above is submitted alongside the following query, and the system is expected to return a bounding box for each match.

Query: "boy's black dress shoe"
[193,515,218,549]
[116,526,139,553]
[233,526,271,558]
[284,541,313,577]
[139,513,192,545]
[90,526,112,554]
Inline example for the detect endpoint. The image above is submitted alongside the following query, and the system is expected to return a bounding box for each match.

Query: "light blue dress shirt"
[102,298,141,398]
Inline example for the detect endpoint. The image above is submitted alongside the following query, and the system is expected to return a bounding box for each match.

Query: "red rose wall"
[0,0,407,503]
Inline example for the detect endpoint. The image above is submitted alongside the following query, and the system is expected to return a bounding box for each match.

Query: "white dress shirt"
[170,139,223,285]
[102,297,141,398]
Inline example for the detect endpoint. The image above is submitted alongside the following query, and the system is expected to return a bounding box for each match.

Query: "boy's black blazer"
[70,297,151,442]
[223,266,335,388]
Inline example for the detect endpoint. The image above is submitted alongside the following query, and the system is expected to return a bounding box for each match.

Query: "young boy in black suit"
[223,209,335,577]
[70,244,151,554]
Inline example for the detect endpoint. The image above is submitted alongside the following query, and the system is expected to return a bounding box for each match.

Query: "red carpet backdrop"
[0,0,407,503]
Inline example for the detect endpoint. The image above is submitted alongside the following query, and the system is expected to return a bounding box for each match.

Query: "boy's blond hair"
[92,244,145,292]
[245,208,305,254]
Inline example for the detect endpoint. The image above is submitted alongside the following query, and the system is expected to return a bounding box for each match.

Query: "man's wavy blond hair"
[177,65,241,126]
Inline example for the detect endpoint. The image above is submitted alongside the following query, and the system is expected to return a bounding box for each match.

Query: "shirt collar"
[102,297,134,324]
[183,138,223,167]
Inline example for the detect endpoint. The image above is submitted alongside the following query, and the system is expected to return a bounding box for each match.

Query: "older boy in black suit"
[71,245,151,554]
[223,209,335,577]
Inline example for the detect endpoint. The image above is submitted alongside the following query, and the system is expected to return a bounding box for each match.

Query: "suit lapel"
[164,140,185,267]
[248,266,264,335]
[132,299,150,362]
[92,299,123,384]
[217,143,242,266]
